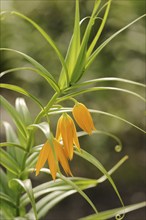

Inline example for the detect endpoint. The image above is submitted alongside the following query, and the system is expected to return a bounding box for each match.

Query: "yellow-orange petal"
[56,115,62,140]
[72,102,96,134]
[35,141,50,176]
[47,146,58,180]
[59,114,74,160]
[72,119,80,150]
[54,139,72,176]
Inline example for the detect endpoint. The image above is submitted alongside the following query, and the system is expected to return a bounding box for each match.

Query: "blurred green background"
[1,0,145,219]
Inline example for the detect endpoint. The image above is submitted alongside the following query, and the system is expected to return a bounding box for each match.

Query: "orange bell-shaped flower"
[56,113,80,160]
[72,102,96,135]
[35,138,72,180]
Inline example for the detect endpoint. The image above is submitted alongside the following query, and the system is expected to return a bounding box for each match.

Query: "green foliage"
[0,0,145,219]
[79,201,146,220]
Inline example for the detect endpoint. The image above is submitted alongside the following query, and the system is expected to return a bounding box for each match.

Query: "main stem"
[34,92,60,124]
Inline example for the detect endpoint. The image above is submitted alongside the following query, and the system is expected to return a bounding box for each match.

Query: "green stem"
[15,186,22,217]
[34,92,60,124]
[68,97,78,104]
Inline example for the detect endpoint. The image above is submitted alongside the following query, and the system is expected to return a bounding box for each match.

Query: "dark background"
[1,0,145,219]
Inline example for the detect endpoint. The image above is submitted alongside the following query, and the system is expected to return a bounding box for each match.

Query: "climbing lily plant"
[0,0,146,219]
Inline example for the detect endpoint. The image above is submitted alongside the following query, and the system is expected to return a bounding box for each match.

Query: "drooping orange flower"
[72,102,96,135]
[35,138,72,180]
[56,113,80,160]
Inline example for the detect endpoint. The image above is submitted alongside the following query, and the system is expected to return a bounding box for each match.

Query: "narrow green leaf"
[26,151,39,169]
[21,185,72,207]
[63,86,146,102]
[15,98,32,125]
[1,96,28,139]
[0,84,39,110]
[0,67,37,78]
[2,122,25,171]
[28,177,95,219]
[0,148,20,175]
[3,121,20,159]
[0,48,60,92]
[25,213,36,220]
[0,168,10,195]
[20,177,60,205]
[97,155,128,183]
[90,109,146,134]
[0,142,26,151]
[35,178,95,202]
[86,14,146,68]
[70,0,101,84]
[77,130,122,151]
[40,191,77,219]
[28,122,51,139]
[41,168,98,214]
[10,11,69,86]
[9,179,38,220]
[0,83,44,108]
[87,0,112,58]
[3,122,19,143]
[14,217,28,220]
[59,0,80,88]
[0,200,16,219]
[68,77,146,89]
[35,191,64,218]
[79,201,146,220]
[60,174,98,213]
[75,149,124,209]
[0,192,16,208]
[0,66,60,93]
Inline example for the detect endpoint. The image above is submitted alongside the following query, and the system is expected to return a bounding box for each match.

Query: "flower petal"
[35,141,50,176]
[54,139,72,176]
[56,115,62,140]
[73,102,96,134]
[48,147,58,180]
[72,119,80,150]
[61,114,74,160]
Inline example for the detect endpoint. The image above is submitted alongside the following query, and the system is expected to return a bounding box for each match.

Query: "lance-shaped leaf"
[86,0,112,58]
[75,149,124,209]
[59,0,80,88]
[69,77,146,89]
[1,96,28,139]
[9,179,38,220]
[63,86,146,102]
[0,48,60,92]
[0,168,11,195]
[86,14,146,69]
[2,122,25,175]
[15,98,32,126]
[0,83,43,108]
[0,148,21,175]
[38,168,98,216]
[79,201,146,220]
[70,0,101,84]
[0,192,16,208]
[28,122,51,140]
[10,11,69,86]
